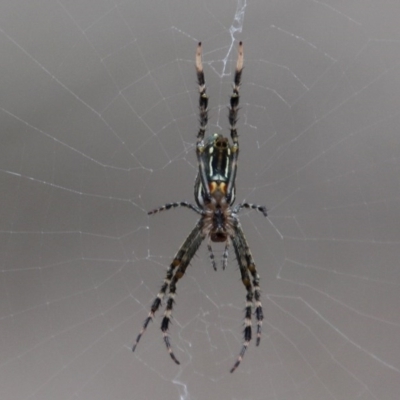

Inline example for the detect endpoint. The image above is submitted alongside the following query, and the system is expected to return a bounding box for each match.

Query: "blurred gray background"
[1,1,399,399]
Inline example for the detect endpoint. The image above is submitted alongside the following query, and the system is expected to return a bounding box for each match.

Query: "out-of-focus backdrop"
[1,1,399,399]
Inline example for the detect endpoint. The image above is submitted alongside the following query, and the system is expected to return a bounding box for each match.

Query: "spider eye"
[215,137,228,149]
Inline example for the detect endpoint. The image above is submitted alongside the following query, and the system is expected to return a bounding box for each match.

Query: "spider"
[132,42,267,373]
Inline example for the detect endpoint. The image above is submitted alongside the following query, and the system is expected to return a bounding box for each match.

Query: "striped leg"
[195,42,212,202]
[195,42,208,142]
[226,42,244,203]
[230,224,254,373]
[207,240,217,271]
[230,221,263,372]
[132,220,204,356]
[221,239,230,270]
[148,201,204,216]
[236,225,263,346]
[161,220,204,364]
[239,238,264,346]
[132,262,177,352]
[233,202,268,217]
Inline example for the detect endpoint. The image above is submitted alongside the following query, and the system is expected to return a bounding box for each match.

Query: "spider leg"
[207,237,230,271]
[132,264,175,353]
[195,42,208,142]
[148,201,204,216]
[132,220,204,357]
[233,202,267,217]
[161,220,205,364]
[221,238,230,270]
[207,240,217,271]
[226,41,244,204]
[230,223,253,373]
[237,226,263,347]
[230,221,263,373]
[195,42,211,202]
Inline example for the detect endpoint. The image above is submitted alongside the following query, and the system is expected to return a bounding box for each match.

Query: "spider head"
[212,134,229,151]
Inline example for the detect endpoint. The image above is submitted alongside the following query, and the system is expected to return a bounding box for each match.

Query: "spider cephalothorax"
[132,42,267,373]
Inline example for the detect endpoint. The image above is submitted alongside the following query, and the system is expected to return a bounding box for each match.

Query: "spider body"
[196,133,235,244]
[133,42,267,373]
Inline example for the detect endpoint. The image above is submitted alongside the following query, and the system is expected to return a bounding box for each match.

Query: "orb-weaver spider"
[133,42,267,373]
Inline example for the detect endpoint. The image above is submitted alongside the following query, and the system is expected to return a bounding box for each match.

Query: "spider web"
[1,0,400,399]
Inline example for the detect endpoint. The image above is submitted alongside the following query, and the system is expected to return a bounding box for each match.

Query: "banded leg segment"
[161,221,205,364]
[221,239,230,270]
[233,202,268,217]
[148,201,204,216]
[235,224,263,346]
[206,238,230,271]
[230,223,254,373]
[229,220,263,372]
[132,220,204,355]
[132,260,178,352]
[207,241,217,271]
[195,42,208,141]
[226,42,244,203]
[195,42,211,202]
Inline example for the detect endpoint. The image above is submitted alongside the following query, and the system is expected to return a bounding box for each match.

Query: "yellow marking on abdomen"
[209,182,227,194]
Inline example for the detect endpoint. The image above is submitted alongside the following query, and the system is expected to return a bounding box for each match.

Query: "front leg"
[226,42,243,203]
[195,42,211,202]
